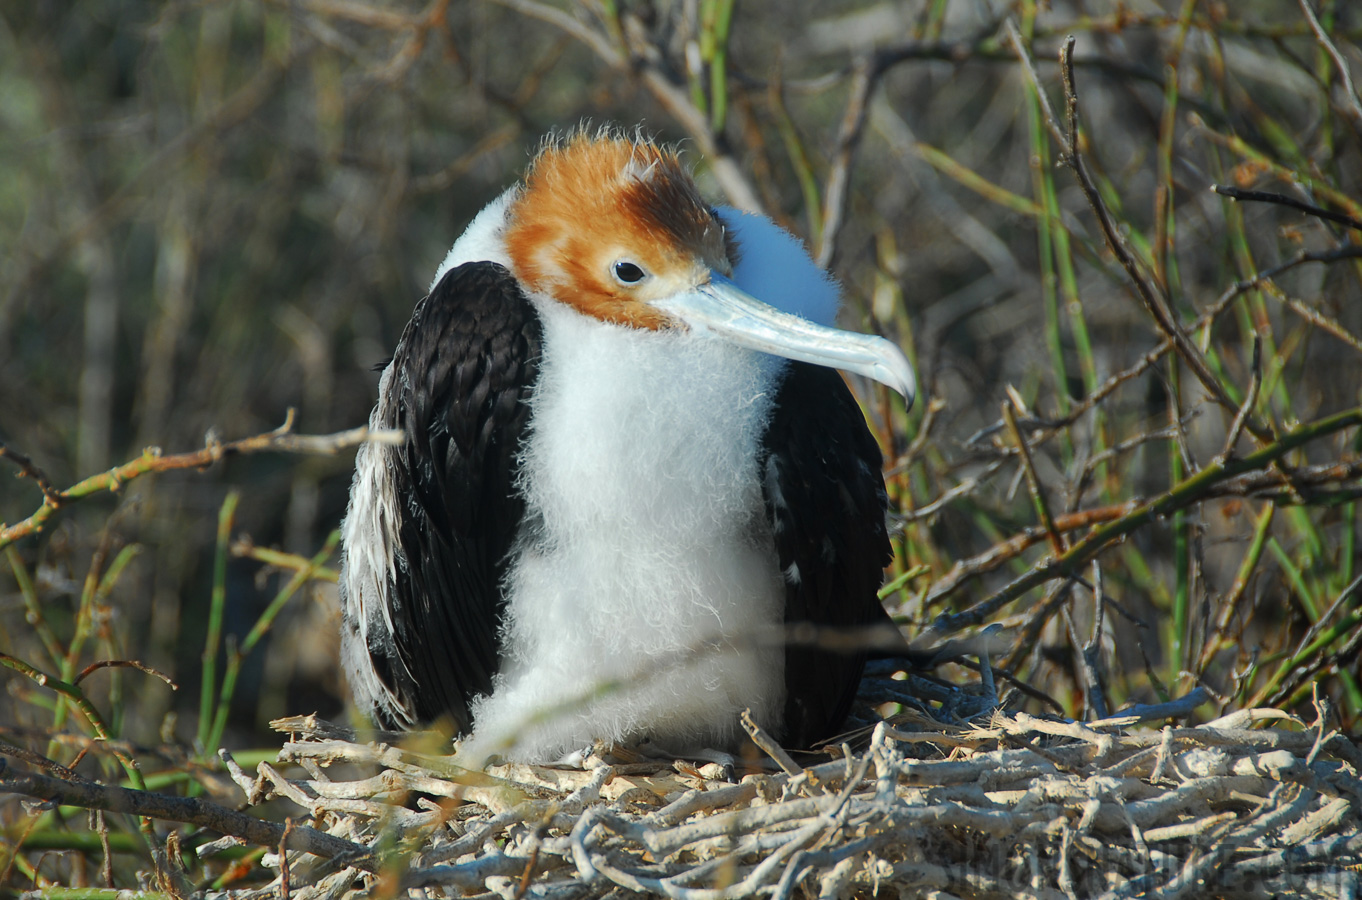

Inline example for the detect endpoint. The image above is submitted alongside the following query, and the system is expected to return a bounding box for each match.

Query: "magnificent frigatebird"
[339,130,915,764]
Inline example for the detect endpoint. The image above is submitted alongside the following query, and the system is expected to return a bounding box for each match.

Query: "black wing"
[370,261,541,731]
[760,362,895,748]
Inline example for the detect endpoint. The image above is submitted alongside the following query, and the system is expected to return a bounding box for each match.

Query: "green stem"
[207,532,339,753]
[4,546,65,669]
[198,491,239,754]
[931,406,1362,634]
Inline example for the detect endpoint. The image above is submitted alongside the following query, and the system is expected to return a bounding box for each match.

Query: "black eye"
[613,261,647,284]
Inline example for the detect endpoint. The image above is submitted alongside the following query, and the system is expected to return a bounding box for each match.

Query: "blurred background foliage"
[1,0,1361,765]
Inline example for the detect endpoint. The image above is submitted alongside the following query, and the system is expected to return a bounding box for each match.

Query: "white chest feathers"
[461,301,788,764]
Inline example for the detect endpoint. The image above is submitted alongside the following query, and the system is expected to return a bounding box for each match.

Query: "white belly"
[462,301,787,763]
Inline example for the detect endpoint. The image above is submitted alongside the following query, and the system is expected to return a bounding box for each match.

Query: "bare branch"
[927,405,1362,635]
[815,54,876,269]
[1212,184,1362,232]
[0,414,401,550]
[0,762,376,873]
[72,660,177,690]
[1054,37,1269,441]
[1297,0,1362,130]
[1216,336,1262,465]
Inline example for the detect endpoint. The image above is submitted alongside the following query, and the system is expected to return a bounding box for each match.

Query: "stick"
[0,760,376,873]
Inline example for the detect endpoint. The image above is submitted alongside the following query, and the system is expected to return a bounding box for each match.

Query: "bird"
[338,129,915,765]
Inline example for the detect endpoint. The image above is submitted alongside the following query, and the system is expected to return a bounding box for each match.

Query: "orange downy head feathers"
[504,133,733,329]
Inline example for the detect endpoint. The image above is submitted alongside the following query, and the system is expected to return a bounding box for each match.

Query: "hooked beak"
[651,275,916,406]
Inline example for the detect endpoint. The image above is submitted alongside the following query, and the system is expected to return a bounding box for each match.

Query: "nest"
[197,702,1362,900]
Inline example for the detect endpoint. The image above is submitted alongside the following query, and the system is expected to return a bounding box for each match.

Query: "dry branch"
[32,708,1350,898]
[0,760,377,873]
[6,4,1362,897]
[1053,37,1265,440]
[0,411,401,550]
[925,405,1362,636]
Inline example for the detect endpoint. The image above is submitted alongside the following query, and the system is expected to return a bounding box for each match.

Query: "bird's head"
[504,132,916,404]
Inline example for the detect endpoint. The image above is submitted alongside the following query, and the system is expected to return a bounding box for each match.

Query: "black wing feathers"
[379,262,541,732]
[371,270,889,746]
[760,363,894,748]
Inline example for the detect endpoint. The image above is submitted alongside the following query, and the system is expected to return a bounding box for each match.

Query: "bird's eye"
[613,261,648,285]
